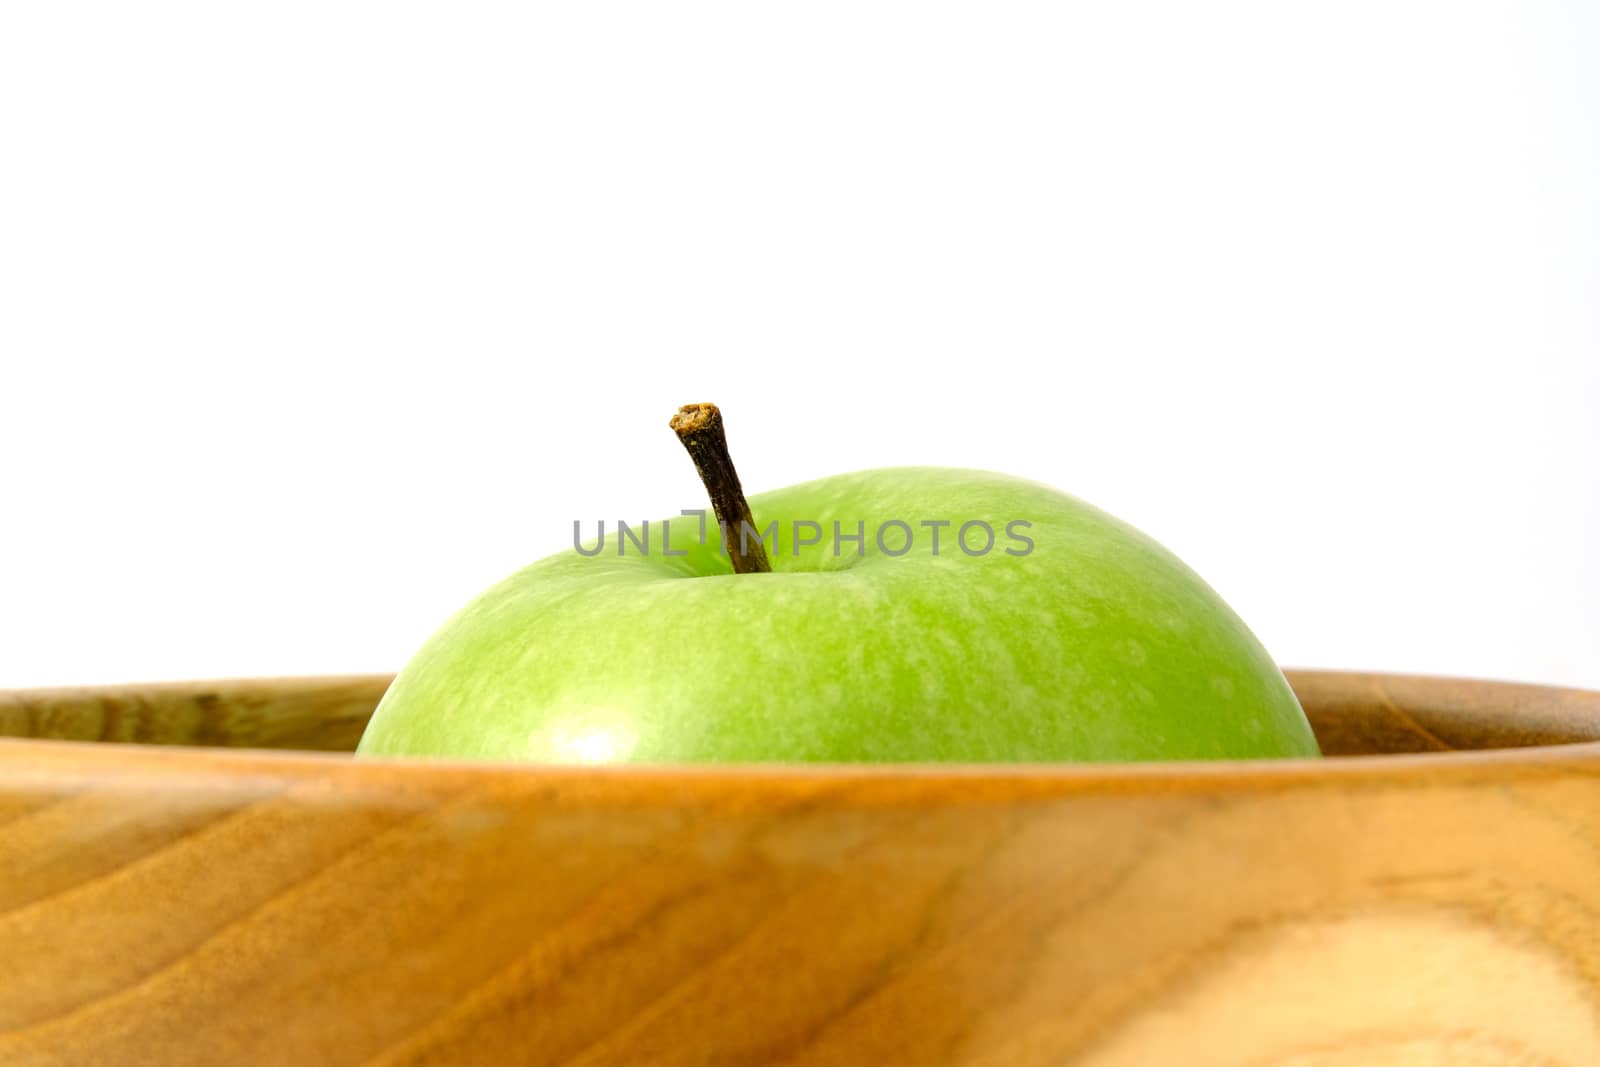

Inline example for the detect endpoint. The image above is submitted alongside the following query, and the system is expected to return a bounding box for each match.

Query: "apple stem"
[669,403,773,574]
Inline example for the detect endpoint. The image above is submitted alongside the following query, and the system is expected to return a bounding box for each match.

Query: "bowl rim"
[4,668,1599,799]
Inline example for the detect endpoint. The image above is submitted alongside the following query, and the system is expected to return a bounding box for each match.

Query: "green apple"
[359,413,1318,763]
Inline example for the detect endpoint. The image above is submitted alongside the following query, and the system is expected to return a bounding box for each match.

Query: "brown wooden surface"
[0,674,387,752]
[2,672,1600,1065]
[8,669,1600,756]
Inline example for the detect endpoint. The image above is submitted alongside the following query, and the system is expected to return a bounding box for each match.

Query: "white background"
[2,2,1596,691]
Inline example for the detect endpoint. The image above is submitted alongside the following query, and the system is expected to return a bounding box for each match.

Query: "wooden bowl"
[3,670,1600,1066]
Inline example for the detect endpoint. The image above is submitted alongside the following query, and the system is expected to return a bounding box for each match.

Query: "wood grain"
[1290,669,1600,755]
[0,674,386,752]
[1,672,1599,1065]
[7,669,1600,756]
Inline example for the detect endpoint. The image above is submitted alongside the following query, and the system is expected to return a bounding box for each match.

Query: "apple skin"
[357,468,1320,763]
